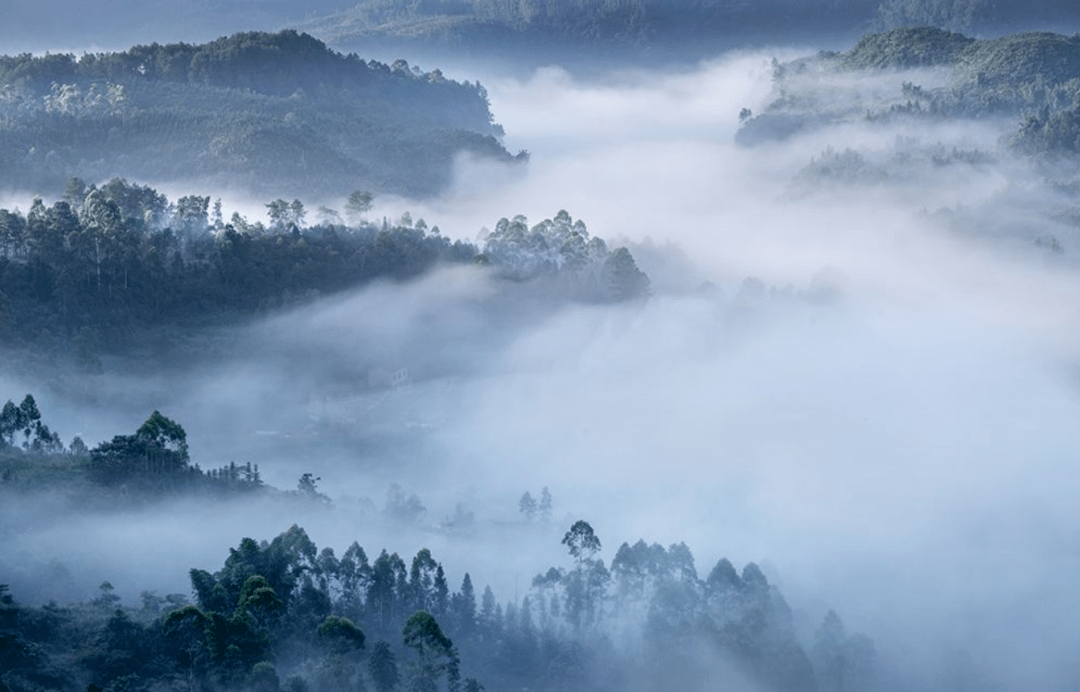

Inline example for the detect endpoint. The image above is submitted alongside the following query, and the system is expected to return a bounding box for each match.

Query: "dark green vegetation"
[0,398,862,692]
[301,0,879,56]
[3,0,1076,67]
[0,396,272,499]
[0,30,520,198]
[734,28,1080,253]
[477,211,650,302]
[740,28,1080,172]
[0,177,649,369]
[298,0,1078,65]
[0,522,871,692]
[839,25,976,68]
[871,0,1077,34]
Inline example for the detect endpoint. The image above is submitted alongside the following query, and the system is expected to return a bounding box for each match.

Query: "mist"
[4,33,1080,692]
[432,60,1080,688]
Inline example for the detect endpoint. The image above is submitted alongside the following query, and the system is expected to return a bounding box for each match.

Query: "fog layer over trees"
[3,11,1080,692]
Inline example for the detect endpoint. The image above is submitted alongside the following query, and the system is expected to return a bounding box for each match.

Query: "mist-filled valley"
[4,5,1080,692]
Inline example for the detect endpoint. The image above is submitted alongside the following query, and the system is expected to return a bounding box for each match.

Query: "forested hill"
[0,178,651,367]
[842,28,1080,155]
[297,0,1079,64]
[300,0,881,60]
[0,521,872,692]
[737,28,1080,158]
[0,30,521,198]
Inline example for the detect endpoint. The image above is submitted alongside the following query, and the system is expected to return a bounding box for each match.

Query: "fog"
[4,43,1080,692]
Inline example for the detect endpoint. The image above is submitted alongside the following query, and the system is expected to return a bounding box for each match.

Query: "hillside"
[297,0,882,64]
[296,0,1079,66]
[0,30,522,199]
[738,27,1080,154]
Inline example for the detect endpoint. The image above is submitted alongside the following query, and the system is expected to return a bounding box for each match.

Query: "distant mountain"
[294,0,1080,67]
[297,0,882,62]
[0,30,521,198]
[4,1,1076,67]
[738,27,1080,152]
[871,0,1078,35]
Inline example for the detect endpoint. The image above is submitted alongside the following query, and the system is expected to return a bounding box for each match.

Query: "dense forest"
[0,395,870,692]
[0,517,871,692]
[0,389,375,509]
[298,0,1079,63]
[0,30,521,198]
[0,177,650,366]
[734,26,1080,238]
[3,0,1077,66]
[740,27,1080,151]
[870,0,1078,34]
[0,395,271,498]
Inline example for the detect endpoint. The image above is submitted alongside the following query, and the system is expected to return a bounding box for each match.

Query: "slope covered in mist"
[4,13,1080,692]
[0,30,519,198]
[297,0,1080,69]
[1,398,858,692]
[0,173,650,385]
[741,27,1080,142]
[1,520,873,692]
[5,0,1077,71]
[736,26,1080,253]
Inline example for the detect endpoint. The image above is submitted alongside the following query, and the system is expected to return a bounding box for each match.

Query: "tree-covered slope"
[0,30,521,199]
[0,518,868,692]
[296,0,1078,65]
[872,0,1078,35]
[739,27,1080,153]
[839,26,975,69]
[0,176,650,367]
[298,0,885,60]
[0,394,864,692]
[733,27,1080,249]
[839,26,1080,87]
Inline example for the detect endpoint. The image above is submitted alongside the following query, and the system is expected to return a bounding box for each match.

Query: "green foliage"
[604,247,650,302]
[318,614,366,653]
[239,575,285,619]
[345,190,375,224]
[560,520,606,636]
[838,29,1080,115]
[481,210,649,302]
[302,0,888,53]
[369,640,400,692]
[80,609,168,689]
[0,30,513,199]
[88,410,191,489]
[1011,104,1080,155]
[402,611,456,692]
[954,32,1080,103]
[402,611,452,656]
[840,26,974,69]
[747,27,1080,169]
[562,520,601,562]
[873,0,1078,33]
[0,182,480,353]
[873,0,997,34]
[166,560,294,688]
[296,473,331,503]
[0,518,861,692]
[0,584,77,692]
[0,394,62,454]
